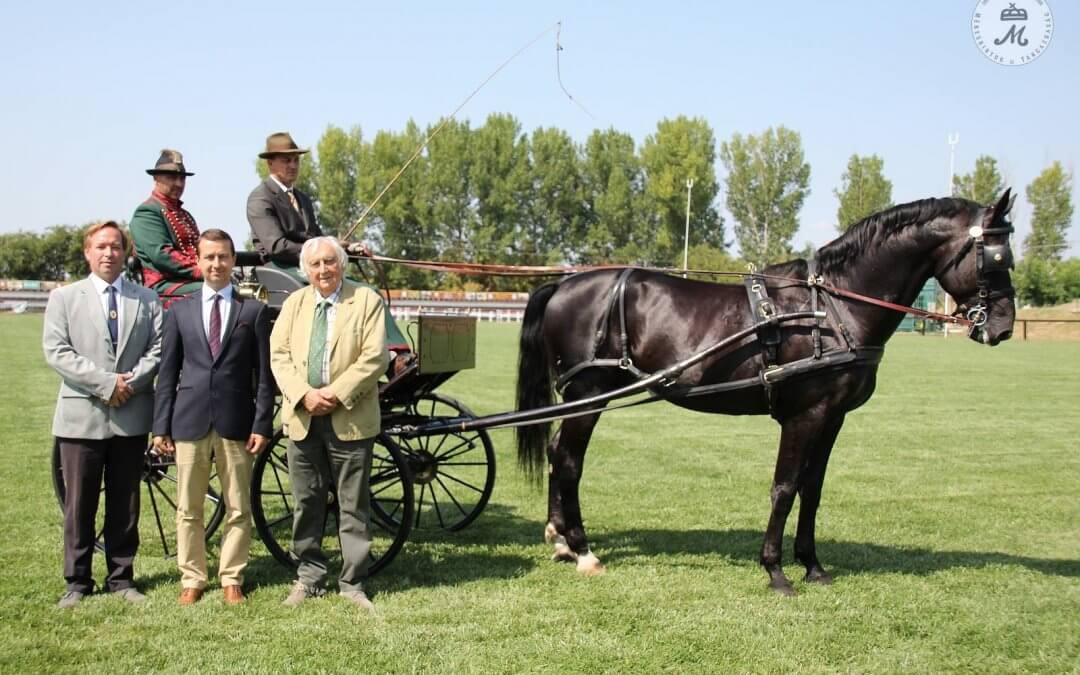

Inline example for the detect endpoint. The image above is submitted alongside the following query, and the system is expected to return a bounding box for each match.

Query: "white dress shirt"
[313,284,341,387]
[88,273,124,333]
[201,284,234,343]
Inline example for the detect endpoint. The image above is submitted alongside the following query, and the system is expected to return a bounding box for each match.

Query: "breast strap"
[555,265,872,397]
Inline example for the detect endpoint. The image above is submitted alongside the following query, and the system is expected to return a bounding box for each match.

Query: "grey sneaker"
[57,591,86,609]
[113,588,147,603]
[340,590,375,612]
[282,582,323,607]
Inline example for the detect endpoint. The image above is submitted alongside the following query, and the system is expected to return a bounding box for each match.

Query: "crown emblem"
[1000,3,1027,21]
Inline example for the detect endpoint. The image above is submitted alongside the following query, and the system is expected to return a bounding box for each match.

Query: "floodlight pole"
[683,178,695,277]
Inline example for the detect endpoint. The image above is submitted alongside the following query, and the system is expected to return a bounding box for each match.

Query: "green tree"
[685,243,739,281]
[952,155,1004,205]
[41,224,88,280]
[580,128,645,264]
[640,116,724,264]
[420,117,474,287]
[361,121,436,289]
[1024,161,1073,260]
[524,126,583,265]
[469,114,531,287]
[0,232,46,279]
[1058,258,1080,301]
[834,154,893,231]
[315,124,364,238]
[720,126,811,267]
[1013,256,1066,306]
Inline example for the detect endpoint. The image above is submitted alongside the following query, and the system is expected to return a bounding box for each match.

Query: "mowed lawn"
[0,312,1077,674]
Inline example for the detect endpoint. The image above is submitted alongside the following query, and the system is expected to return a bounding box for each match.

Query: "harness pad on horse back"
[744,274,782,369]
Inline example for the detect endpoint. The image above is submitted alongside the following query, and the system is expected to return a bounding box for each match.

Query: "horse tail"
[516,280,560,483]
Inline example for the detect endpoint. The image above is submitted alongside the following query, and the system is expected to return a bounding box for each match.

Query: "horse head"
[934,189,1017,345]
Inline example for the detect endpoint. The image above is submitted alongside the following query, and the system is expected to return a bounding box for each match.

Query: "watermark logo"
[972,0,1053,65]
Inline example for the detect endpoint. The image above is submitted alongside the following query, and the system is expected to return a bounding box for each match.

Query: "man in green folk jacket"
[129,150,202,306]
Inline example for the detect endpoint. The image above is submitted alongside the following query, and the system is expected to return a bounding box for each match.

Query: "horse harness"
[555,266,884,413]
[937,209,1016,334]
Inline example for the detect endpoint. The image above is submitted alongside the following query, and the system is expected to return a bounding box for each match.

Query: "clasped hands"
[302,387,340,416]
[107,372,135,407]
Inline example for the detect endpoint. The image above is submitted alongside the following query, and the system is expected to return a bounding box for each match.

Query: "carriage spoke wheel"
[50,438,225,558]
[372,393,496,532]
[250,429,414,577]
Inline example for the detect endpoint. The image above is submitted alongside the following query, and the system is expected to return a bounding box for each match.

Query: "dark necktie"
[106,286,119,352]
[308,302,328,387]
[208,294,222,359]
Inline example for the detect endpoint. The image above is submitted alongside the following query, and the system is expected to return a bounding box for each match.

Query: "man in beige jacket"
[269,236,387,610]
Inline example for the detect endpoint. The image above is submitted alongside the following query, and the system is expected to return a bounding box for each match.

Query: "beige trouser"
[175,430,254,589]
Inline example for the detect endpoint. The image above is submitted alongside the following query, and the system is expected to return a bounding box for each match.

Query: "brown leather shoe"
[222,585,245,605]
[178,587,204,606]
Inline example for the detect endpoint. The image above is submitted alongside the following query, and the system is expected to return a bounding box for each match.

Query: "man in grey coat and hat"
[246,132,323,274]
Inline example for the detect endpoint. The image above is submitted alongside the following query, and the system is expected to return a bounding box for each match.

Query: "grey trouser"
[287,415,373,592]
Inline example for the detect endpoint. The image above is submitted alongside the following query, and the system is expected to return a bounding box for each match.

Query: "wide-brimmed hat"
[146,149,194,176]
[258,132,310,159]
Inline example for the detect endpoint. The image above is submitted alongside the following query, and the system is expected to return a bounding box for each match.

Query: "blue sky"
[1,0,1076,256]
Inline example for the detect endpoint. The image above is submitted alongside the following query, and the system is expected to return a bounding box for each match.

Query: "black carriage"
[51,251,496,576]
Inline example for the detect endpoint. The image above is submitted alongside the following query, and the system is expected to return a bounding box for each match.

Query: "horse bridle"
[939,208,1016,333]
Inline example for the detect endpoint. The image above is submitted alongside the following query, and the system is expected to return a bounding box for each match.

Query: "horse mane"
[813,197,977,277]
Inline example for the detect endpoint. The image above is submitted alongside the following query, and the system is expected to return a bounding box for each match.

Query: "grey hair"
[300,236,347,269]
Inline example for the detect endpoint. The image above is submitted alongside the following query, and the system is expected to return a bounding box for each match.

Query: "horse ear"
[993,187,1014,216]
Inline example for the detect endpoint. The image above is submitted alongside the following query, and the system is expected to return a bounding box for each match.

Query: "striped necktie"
[307,301,328,387]
[208,294,222,359]
[286,189,300,213]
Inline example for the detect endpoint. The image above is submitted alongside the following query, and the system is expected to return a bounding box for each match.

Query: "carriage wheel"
[373,393,496,532]
[51,438,225,558]
[250,429,414,577]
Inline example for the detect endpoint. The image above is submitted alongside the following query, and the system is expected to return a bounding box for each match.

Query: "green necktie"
[307,301,329,387]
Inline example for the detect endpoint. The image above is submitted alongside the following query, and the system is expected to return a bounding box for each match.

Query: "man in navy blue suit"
[152,229,275,605]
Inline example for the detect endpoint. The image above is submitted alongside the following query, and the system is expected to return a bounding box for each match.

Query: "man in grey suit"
[43,221,163,609]
[246,131,322,272]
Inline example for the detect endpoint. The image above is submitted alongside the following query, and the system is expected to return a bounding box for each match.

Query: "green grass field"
[1,313,1077,674]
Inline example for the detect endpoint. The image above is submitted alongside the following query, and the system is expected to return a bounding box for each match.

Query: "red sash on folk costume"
[141,190,201,298]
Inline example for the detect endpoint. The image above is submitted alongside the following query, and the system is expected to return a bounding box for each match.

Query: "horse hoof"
[768,579,797,597]
[544,522,559,544]
[805,568,834,585]
[576,553,605,576]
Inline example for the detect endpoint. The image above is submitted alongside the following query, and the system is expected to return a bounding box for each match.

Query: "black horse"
[516,191,1017,595]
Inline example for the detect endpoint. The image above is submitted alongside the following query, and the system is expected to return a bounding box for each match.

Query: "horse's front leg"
[546,414,604,576]
[794,414,846,585]
[760,409,827,596]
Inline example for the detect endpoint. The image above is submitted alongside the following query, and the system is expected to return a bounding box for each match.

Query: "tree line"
[3,114,1076,305]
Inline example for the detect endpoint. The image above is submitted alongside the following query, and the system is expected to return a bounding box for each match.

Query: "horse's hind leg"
[794,414,845,584]
[544,428,574,560]
[546,412,604,576]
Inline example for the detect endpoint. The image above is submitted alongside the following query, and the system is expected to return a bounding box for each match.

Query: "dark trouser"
[58,435,145,593]
[287,416,373,593]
